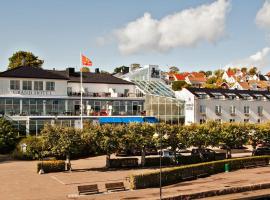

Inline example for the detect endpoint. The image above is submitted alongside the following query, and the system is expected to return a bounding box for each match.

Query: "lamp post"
[153,126,162,200]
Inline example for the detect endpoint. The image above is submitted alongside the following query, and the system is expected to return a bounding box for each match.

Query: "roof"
[186,76,207,83]
[226,70,235,77]
[0,66,134,85]
[67,71,134,85]
[0,66,68,80]
[238,82,251,90]
[174,73,188,81]
[185,87,270,99]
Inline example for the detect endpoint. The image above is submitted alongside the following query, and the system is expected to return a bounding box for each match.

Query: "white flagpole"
[80,53,83,129]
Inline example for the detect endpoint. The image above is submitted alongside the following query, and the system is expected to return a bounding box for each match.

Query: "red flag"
[81,54,92,66]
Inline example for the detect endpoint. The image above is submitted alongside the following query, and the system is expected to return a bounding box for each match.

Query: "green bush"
[37,160,66,173]
[109,158,138,168]
[12,136,43,160]
[144,157,173,167]
[176,155,202,165]
[130,156,270,189]
[0,118,19,154]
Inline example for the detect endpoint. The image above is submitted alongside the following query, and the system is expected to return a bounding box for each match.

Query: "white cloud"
[226,47,270,69]
[256,1,270,29]
[114,0,230,55]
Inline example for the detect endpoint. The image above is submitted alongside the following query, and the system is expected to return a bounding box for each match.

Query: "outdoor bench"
[78,184,99,195]
[105,182,126,192]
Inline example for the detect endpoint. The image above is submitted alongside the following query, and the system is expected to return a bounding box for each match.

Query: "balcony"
[244,113,250,117]
[67,92,141,98]
[215,112,222,116]
[230,113,236,116]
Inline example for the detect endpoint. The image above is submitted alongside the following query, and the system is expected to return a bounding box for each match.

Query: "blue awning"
[122,117,144,123]
[99,117,123,123]
[99,117,144,124]
[144,117,158,123]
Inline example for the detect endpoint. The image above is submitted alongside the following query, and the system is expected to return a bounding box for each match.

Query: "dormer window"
[23,81,32,90]
[10,80,20,90]
[227,94,236,100]
[197,93,207,99]
[212,93,223,99]
[241,94,252,100]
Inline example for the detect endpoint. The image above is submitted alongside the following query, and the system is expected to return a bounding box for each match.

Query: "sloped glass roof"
[132,80,175,98]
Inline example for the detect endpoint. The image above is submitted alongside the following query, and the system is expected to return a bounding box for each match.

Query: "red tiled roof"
[227,70,235,77]
[174,72,190,81]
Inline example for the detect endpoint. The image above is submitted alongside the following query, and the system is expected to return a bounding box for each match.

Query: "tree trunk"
[174,150,177,165]
[66,154,71,171]
[141,147,146,167]
[226,148,232,159]
[106,154,110,168]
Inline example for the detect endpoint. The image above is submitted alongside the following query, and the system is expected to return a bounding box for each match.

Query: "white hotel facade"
[176,87,270,125]
[0,66,146,135]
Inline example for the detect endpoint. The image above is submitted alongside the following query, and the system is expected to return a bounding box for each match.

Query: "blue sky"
[0,0,270,72]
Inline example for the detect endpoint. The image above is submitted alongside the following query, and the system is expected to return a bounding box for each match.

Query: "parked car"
[191,148,216,161]
[158,149,174,158]
[252,147,270,156]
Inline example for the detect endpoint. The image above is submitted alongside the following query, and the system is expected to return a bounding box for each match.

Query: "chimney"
[66,67,75,76]
[95,68,100,74]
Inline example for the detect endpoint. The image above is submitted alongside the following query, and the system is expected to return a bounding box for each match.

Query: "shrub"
[37,160,66,173]
[130,156,270,189]
[176,155,202,165]
[144,157,173,167]
[12,136,43,160]
[109,158,138,168]
[0,118,19,154]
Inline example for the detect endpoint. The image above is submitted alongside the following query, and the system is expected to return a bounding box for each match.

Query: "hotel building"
[176,87,270,125]
[0,66,146,135]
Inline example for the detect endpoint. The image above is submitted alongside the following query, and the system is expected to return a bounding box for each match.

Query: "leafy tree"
[205,71,212,77]
[172,81,190,91]
[128,123,155,166]
[114,65,129,73]
[41,125,82,170]
[206,76,218,84]
[214,69,224,78]
[81,67,90,72]
[220,123,249,158]
[169,66,180,73]
[8,51,44,69]
[249,67,257,75]
[241,67,247,73]
[98,124,123,167]
[0,118,18,153]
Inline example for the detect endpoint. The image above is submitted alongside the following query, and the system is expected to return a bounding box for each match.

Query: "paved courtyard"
[0,155,269,200]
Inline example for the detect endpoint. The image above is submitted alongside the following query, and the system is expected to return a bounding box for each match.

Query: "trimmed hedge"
[109,158,138,168]
[130,156,270,189]
[37,160,66,173]
[176,153,226,165]
[144,157,173,167]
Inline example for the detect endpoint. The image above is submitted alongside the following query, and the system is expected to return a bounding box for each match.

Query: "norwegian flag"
[81,54,92,66]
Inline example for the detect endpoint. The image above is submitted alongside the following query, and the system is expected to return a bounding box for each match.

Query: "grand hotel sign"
[11,90,52,95]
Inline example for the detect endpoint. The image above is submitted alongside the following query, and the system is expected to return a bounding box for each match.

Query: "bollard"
[225,163,229,172]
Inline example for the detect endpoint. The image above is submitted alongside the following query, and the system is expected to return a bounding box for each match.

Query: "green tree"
[41,125,82,170]
[249,67,257,75]
[169,66,180,73]
[172,81,190,91]
[128,123,155,166]
[114,65,128,73]
[206,76,218,84]
[241,67,247,73]
[0,118,18,153]
[220,123,249,158]
[81,67,90,72]
[8,51,44,69]
[214,69,224,78]
[205,71,213,77]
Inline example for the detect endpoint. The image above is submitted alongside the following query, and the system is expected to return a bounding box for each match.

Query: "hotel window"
[244,119,249,123]
[22,81,32,90]
[10,80,20,90]
[230,106,236,115]
[199,105,206,114]
[229,119,235,123]
[258,106,263,116]
[244,106,250,114]
[200,119,206,124]
[34,81,43,91]
[215,105,222,115]
[46,82,55,91]
[257,119,261,123]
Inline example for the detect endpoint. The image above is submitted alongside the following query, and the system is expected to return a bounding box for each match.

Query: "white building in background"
[176,87,270,125]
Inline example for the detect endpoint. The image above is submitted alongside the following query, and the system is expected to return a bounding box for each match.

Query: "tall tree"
[169,66,180,73]
[0,118,18,153]
[8,51,44,69]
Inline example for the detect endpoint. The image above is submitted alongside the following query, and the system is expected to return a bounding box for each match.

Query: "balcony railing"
[67,92,142,98]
